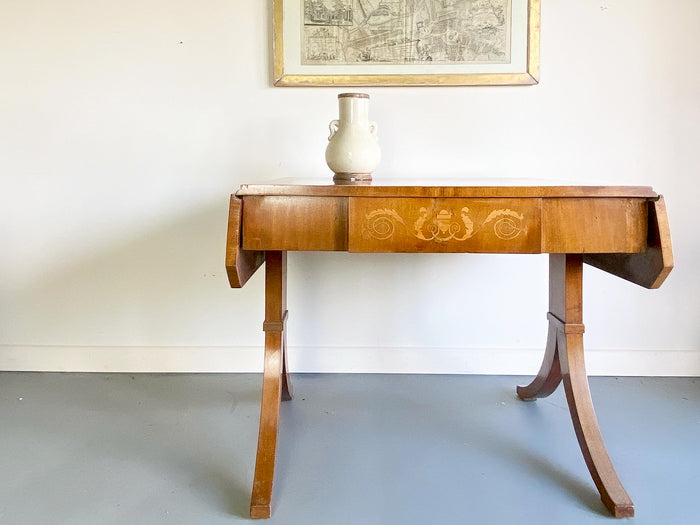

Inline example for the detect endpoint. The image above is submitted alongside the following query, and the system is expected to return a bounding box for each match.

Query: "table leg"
[518,254,634,518]
[250,251,292,519]
[516,322,561,400]
[281,329,293,402]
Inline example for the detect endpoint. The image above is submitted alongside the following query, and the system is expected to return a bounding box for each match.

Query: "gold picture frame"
[273,0,540,87]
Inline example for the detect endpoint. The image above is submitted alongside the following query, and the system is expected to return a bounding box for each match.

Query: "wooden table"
[225,179,673,519]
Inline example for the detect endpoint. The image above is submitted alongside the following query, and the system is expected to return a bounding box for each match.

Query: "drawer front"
[349,197,542,253]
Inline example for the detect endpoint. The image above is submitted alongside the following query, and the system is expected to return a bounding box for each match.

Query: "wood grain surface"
[542,198,648,253]
[584,196,674,288]
[236,179,657,199]
[225,195,264,288]
[241,196,348,251]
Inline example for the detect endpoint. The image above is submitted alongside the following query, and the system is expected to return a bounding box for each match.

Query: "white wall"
[1,1,699,375]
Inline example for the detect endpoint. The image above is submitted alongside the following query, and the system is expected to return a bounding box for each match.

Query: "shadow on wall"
[1,198,261,348]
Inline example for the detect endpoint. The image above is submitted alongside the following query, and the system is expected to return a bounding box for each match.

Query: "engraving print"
[362,207,525,242]
[302,0,512,65]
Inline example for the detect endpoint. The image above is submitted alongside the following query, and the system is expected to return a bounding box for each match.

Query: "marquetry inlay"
[362,207,526,243]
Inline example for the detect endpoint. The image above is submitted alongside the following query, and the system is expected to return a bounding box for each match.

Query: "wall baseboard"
[0,345,698,376]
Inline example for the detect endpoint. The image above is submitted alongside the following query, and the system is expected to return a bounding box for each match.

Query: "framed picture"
[273,0,540,86]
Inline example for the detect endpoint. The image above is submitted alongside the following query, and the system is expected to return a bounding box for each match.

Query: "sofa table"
[225,178,673,519]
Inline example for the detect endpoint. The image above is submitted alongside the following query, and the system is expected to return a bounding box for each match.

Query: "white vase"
[325,93,381,183]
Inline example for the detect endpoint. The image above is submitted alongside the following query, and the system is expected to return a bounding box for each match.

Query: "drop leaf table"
[225,178,673,519]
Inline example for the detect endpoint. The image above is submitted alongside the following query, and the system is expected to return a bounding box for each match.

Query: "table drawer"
[348,197,542,253]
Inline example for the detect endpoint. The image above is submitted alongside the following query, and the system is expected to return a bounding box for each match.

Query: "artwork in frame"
[273,0,540,86]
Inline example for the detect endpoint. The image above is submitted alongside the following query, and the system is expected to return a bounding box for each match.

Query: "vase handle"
[328,120,340,141]
[369,121,378,137]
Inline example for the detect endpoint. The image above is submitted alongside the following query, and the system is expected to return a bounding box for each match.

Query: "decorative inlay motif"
[363,209,405,240]
[413,207,474,242]
[483,209,524,240]
[363,207,526,243]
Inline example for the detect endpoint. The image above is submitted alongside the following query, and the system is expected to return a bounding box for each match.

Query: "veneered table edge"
[235,183,658,199]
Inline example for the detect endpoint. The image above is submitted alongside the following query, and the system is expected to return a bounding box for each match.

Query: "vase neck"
[339,97,369,123]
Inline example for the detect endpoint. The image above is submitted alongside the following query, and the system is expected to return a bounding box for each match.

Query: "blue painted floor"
[0,373,698,524]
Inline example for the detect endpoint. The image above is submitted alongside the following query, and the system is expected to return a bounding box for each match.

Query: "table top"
[236,178,658,199]
[227,178,673,290]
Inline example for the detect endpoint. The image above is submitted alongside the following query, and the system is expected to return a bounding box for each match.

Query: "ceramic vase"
[325,93,381,183]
